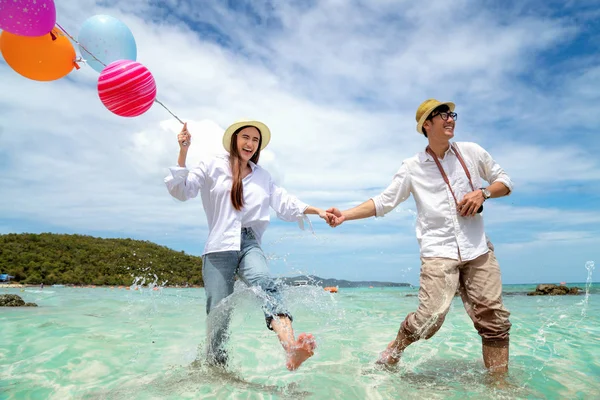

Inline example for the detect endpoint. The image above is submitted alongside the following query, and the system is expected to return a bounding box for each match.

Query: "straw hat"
[222,120,271,152]
[415,99,455,134]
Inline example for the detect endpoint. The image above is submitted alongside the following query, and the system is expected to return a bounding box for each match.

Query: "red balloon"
[97,60,156,117]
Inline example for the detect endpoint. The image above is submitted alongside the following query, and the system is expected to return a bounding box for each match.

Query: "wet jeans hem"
[265,313,294,331]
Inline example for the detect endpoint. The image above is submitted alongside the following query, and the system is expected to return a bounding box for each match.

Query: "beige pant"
[401,248,511,347]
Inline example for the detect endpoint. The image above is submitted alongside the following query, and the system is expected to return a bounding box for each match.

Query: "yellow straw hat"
[222,119,271,152]
[415,99,455,134]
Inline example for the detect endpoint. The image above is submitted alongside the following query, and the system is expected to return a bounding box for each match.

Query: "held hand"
[316,209,336,226]
[326,207,346,227]
[457,190,485,217]
[317,209,328,220]
[178,122,191,149]
[324,212,337,226]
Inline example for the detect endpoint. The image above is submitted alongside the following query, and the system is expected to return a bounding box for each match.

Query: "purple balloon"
[0,0,56,37]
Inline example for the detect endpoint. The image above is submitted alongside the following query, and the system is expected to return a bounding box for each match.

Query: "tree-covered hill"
[0,233,203,286]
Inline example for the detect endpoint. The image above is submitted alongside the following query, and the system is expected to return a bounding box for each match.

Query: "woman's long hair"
[229,126,262,211]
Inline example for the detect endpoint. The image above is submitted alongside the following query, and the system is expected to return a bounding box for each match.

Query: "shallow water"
[1,284,598,399]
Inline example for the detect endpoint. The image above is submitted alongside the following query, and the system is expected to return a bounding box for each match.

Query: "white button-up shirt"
[372,141,513,261]
[165,154,309,255]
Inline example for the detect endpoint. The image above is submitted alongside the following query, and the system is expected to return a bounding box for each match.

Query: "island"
[0,233,203,287]
[279,275,411,288]
[0,233,411,289]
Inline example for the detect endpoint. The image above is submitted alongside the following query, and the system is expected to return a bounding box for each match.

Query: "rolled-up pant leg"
[237,237,292,330]
[458,250,511,347]
[401,257,460,341]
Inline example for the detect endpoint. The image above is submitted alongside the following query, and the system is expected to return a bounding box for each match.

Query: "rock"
[536,284,557,293]
[553,286,570,295]
[0,294,38,307]
[0,294,25,306]
[527,284,582,296]
[569,287,581,295]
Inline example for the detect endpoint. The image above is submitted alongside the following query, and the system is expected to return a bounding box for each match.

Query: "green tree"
[0,233,203,287]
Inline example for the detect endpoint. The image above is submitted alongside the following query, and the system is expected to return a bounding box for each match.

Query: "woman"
[165,119,324,371]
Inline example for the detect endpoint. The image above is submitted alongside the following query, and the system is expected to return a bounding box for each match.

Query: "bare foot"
[376,340,403,366]
[286,333,317,371]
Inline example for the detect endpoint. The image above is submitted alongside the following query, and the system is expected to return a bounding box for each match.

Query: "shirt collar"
[223,153,258,171]
[418,142,455,163]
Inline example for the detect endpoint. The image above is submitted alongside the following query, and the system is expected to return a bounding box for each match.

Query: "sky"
[1,0,599,285]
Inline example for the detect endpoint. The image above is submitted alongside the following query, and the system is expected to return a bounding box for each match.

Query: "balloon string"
[153,99,184,124]
[56,23,107,68]
[55,23,185,125]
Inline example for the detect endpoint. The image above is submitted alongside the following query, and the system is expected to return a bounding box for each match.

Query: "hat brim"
[416,102,455,134]
[222,120,271,153]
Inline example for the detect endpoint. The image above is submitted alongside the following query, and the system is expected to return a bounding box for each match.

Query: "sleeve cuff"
[371,196,385,217]
[294,201,313,232]
[297,201,309,215]
[168,166,189,177]
[494,177,513,195]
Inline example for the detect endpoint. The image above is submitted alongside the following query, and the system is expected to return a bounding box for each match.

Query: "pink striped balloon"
[97,60,156,117]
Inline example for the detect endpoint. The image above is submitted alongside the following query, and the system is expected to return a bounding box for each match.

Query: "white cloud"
[536,231,596,242]
[1,0,599,283]
[484,204,600,226]
[501,230,600,252]
[490,144,600,188]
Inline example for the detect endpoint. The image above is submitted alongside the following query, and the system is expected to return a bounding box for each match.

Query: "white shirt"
[164,154,309,255]
[371,141,513,261]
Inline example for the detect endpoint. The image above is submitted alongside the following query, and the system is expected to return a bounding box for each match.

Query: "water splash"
[580,261,595,317]
[201,279,338,371]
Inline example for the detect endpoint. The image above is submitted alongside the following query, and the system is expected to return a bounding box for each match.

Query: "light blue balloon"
[78,15,137,73]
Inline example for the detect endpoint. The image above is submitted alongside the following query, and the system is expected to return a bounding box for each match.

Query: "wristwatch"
[481,187,491,200]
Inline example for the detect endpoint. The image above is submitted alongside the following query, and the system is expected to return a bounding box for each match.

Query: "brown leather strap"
[426,146,459,205]
[450,143,475,191]
[426,143,476,208]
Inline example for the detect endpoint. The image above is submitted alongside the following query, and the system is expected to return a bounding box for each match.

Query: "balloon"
[0,0,56,37]
[78,15,137,74]
[0,28,77,81]
[98,60,156,117]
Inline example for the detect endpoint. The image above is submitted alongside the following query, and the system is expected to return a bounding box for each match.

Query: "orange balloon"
[0,27,77,81]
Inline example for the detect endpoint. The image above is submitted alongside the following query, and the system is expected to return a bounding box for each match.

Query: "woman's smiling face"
[236,126,261,162]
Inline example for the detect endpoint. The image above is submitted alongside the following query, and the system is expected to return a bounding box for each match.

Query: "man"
[327,99,512,374]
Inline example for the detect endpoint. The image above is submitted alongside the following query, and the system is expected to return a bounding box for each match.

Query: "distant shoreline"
[0,284,203,289]
[0,278,600,289]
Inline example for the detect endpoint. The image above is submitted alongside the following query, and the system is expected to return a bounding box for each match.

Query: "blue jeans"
[202,228,291,363]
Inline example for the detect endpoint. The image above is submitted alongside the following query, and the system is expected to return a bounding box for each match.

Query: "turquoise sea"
[1,281,599,399]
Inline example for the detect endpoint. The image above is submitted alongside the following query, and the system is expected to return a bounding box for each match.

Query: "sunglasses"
[429,111,458,122]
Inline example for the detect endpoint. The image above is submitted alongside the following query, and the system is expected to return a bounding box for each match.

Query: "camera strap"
[425,143,476,208]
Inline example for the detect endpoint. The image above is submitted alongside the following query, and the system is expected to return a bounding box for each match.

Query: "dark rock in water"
[527,284,582,296]
[0,294,38,307]
[536,284,557,293]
